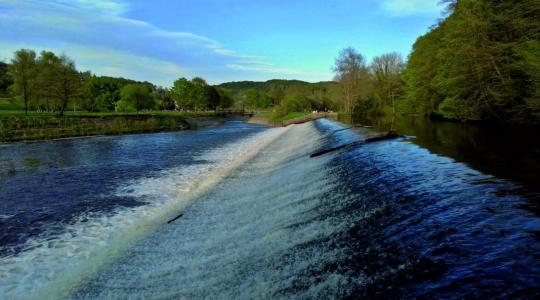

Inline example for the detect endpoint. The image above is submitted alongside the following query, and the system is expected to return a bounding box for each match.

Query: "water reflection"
[342,115,540,197]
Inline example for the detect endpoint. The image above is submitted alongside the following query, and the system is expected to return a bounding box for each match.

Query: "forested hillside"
[402,0,540,122]
[218,79,340,114]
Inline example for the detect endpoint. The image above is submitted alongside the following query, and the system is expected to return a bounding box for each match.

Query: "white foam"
[71,121,359,299]
[0,126,289,300]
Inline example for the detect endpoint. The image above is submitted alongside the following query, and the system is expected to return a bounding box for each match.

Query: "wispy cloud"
[0,41,185,85]
[0,0,314,85]
[56,0,129,16]
[380,0,443,16]
[226,64,303,76]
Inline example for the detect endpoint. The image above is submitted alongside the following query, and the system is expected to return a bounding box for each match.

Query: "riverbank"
[0,111,227,142]
[248,111,338,127]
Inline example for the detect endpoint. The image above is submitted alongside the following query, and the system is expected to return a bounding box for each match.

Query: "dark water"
[346,115,540,198]
[0,119,266,256]
[321,119,540,298]
[1,118,539,299]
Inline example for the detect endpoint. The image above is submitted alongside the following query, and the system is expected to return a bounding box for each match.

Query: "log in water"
[310,131,401,157]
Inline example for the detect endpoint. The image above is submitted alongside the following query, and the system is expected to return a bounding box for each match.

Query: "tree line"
[218,79,341,117]
[218,50,406,119]
[171,77,233,111]
[5,0,538,124]
[333,48,405,116]
[403,0,540,122]
[1,49,234,115]
[333,0,540,123]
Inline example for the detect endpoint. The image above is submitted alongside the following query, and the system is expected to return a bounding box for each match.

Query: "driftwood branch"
[167,213,184,224]
[310,131,400,158]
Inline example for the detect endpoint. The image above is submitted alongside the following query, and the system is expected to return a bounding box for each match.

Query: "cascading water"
[1,119,539,299]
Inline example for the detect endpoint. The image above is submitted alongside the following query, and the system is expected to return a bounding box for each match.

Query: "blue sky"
[0,0,444,86]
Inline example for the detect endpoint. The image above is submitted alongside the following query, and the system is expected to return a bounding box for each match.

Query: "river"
[1,118,539,299]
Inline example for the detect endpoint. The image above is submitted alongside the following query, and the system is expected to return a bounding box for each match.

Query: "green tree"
[10,49,37,115]
[191,77,210,110]
[152,87,175,110]
[118,84,154,112]
[82,76,140,112]
[206,86,221,110]
[0,61,13,96]
[268,87,285,107]
[171,77,194,111]
[216,88,234,109]
[56,55,82,116]
[333,47,370,114]
[402,28,443,115]
[276,93,313,116]
[402,0,540,122]
[35,51,62,111]
[257,93,272,109]
[370,52,405,114]
[244,89,259,109]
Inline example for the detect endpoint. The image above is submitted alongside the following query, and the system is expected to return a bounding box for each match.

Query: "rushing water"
[1,118,539,299]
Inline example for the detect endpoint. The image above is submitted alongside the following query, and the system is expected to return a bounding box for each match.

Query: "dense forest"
[1,50,234,115]
[220,0,540,123]
[327,0,540,123]
[218,80,339,114]
[402,0,540,122]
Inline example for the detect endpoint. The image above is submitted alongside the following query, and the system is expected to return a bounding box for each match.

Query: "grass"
[271,112,311,122]
[252,111,316,126]
[0,97,22,111]
[0,110,217,117]
[253,111,310,122]
[256,111,274,118]
[0,110,219,142]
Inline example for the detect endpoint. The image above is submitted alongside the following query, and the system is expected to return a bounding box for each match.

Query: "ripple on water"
[1,119,540,299]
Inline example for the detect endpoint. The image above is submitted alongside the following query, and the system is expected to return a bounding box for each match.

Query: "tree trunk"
[23,79,28,115]
[59,78,68,117]
[391,92,396,115]
[24,92,28,115]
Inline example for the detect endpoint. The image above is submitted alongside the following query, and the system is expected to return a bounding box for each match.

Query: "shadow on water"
[344,114,540,198]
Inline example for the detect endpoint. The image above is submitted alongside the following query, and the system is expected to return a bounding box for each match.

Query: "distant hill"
[216,79,340,110]
[218,79,336,92]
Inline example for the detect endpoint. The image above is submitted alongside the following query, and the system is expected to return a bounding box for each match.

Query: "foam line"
[0,126,289,300]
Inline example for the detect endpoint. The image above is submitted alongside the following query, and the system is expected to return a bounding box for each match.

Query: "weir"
[1,119,539,299]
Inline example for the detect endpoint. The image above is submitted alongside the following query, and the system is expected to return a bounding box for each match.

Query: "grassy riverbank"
[0,111,219,142]
[248,111,337,127]
[248,111,309,126]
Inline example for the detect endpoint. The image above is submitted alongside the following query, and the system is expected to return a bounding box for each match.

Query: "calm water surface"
[0,118,539,299]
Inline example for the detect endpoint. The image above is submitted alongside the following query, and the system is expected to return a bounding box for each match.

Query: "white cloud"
[225,64,331,82]
[56,0,128,16]
[380,0,443,16]
[0,0,314,85]
[226,64,303,75]
[0,41,185,86]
